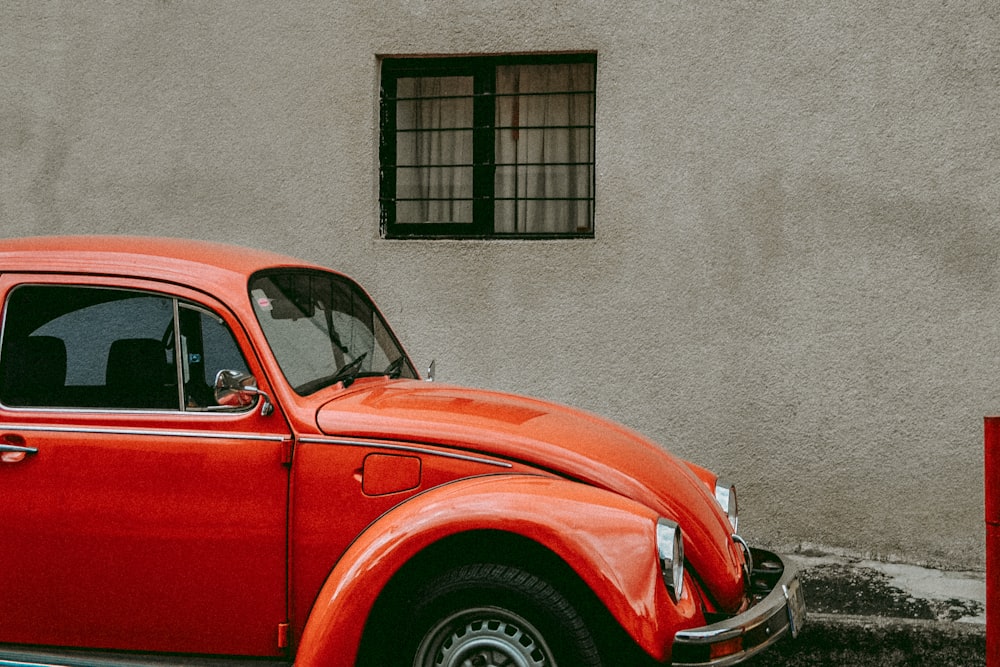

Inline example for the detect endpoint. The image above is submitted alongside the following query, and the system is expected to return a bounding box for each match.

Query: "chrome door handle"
[0,444,38,454]
[0,442,37,463]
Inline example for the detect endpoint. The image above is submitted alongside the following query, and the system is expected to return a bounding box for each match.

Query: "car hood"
[315,379,745,610]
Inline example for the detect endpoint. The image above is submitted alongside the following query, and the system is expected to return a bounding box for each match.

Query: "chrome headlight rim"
[714,479,739,533]
[656,517,685,603]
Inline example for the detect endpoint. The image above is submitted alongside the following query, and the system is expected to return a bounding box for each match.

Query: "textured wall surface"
[2,1,997,570]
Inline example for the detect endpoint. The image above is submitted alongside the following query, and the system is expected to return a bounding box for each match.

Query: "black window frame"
[379,53,597,240]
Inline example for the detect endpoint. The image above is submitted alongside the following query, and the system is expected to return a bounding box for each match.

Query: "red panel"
[987,418,1000,524]
[0,421,289,655]
[989,522,999,667]
[986,418,999,666]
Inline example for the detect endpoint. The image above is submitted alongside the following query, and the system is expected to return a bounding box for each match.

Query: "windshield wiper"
[383,356,405,379]
[293,353,408,395]
[294,353,368,394]
[327,352,368,389]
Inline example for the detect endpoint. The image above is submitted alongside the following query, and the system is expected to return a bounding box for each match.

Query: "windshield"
[249,270,417,395]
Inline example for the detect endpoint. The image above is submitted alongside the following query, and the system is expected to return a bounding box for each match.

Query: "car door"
[0,275,292,657]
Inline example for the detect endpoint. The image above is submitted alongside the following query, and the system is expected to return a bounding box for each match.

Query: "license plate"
[783,577,807,638]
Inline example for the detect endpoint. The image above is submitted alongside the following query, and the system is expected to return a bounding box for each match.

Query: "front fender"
[294,474,701,666]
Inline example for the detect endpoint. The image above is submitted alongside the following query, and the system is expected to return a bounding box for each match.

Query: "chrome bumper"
[671,549,806,666]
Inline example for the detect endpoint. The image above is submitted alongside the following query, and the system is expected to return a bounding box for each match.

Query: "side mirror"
[425,359,436,382]
[214,369,274,416]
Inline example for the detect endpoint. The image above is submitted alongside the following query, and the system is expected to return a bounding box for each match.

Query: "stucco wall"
[2,1,997,570]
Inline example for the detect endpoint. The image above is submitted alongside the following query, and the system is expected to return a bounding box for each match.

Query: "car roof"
[0,236,324,289]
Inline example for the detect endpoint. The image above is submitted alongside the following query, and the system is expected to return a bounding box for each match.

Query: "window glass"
[250,270,417,395]
[0,284,251,412]
[0,286,177,409]
[380,54,596,239]
[395,76,475,226]
[177,303,250,410]
[493,62,595,235]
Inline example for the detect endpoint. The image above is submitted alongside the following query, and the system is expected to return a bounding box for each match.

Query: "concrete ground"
[742,553,987,666]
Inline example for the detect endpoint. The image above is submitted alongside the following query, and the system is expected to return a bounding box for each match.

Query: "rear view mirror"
[257,274,317,320]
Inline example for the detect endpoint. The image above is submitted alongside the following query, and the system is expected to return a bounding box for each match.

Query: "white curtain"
[395,76,474,225]
[394,63,593,233]
[494,63,594,234]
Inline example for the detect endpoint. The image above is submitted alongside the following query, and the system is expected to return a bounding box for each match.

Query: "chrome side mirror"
[214,369,274,416]
[425,359,436,382]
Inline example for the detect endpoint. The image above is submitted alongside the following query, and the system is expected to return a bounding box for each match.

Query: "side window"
[0,284,250,412]
[177,303,250,410]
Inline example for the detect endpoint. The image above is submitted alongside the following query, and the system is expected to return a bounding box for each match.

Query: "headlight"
[656,518,685,603]
[714,479,739,533]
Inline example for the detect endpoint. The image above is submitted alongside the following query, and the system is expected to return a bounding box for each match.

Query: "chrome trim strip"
[0,403,253,416]
[171,297,185,409]
[0,423,289,443]
[299,436,513,468]
[714,478,738,533]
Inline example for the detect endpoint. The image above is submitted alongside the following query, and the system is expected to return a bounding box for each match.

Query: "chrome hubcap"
[415,606,553,667]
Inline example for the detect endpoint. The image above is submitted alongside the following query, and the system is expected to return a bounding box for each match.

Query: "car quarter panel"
[293,474,701,667]
[287,437,522,639]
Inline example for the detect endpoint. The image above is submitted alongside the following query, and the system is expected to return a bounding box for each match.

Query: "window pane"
[0,286,179,409]
[178,304,250,410]
[250,271,416,396]
[395,165,473,199]
[494,62,595,234]
[495,198,593,235]
[395,76,474,225]
[396,76,473,129]
[396,197,474,225]
[497,63,595,95]
[495,162,594,200]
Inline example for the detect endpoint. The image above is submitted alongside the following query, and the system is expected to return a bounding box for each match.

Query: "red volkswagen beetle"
[0,236,804,666]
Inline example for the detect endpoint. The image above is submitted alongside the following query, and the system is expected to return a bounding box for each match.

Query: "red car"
[0,236,804,667]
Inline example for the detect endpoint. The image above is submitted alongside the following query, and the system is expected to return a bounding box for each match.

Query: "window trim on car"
[379,52,597,240]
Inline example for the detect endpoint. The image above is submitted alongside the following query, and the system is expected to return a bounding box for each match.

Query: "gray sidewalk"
[743,553,987,666]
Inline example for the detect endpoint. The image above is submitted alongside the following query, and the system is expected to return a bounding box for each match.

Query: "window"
[380,53,596,239]
[249,270,417,395]
[0,285,249,411]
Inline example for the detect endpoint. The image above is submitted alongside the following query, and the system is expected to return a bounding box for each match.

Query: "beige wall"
[3,1,997,570]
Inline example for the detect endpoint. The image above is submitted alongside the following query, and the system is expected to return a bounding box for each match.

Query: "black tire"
[396,562,603,667]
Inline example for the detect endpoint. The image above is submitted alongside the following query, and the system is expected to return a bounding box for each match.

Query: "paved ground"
[742,553,987,666]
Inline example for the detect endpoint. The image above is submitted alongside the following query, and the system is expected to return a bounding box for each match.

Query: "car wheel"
[402,563,602,667]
